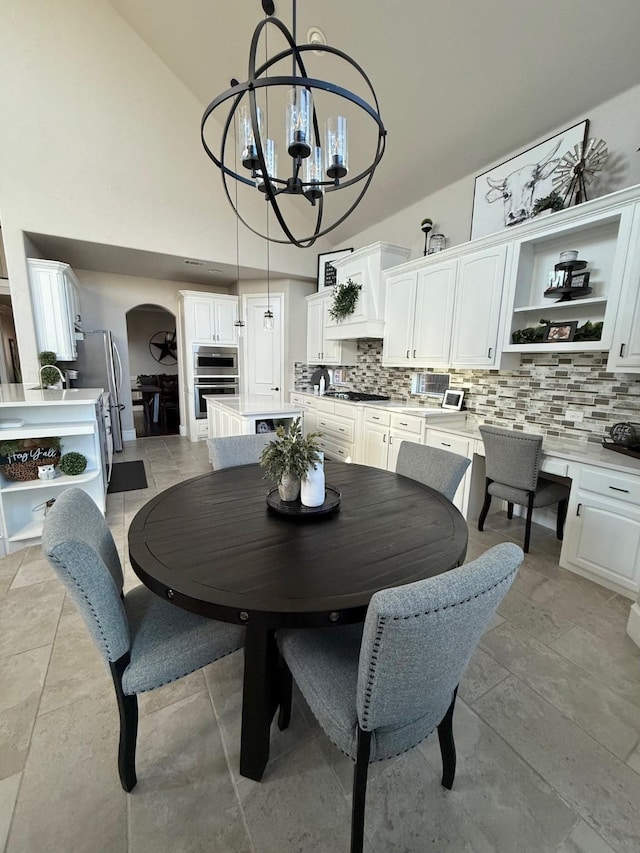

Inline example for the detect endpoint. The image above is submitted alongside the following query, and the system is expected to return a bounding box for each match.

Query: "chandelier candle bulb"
[256,138,277,192]
[304,146,324,201]
[326,116,348,179]
[287,87,312,158]
[239,104,262,170]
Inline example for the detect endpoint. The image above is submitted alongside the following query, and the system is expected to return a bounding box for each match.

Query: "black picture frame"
[569,270,591,289]
[543,321,578,343]
[316,248,354,291]
[470,119,589,240]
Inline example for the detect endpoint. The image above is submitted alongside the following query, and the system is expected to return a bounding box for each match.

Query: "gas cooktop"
[324,391,390,402]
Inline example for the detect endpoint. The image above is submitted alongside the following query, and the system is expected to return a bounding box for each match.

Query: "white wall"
[126,308,177,381]
[76,270,228,436]
[348,84,640,260]
[0,0,323,383]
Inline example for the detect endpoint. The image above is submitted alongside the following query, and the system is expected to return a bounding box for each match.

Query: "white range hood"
[324,242,410,340]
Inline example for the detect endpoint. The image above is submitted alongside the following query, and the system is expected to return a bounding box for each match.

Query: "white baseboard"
[122,429,137,443]
[627,602,640,649]
[179,424,187,437]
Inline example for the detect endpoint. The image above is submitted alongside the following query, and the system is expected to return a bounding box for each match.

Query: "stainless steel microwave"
[193,345,239,377]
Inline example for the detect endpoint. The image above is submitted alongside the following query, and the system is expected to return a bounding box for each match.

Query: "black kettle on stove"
[609,422,640,449]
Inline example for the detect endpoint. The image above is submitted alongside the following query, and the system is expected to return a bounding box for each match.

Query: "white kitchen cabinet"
[451,245,508,368]
[425,428,473,514]
[362,418,390,469]
[189,295,239,345]
[562,464,640,593]
[306,293,357,365]
[0,395,105,554]
[607,203,640,371]
[28,258,82,360]
[361,410,425,471]
[383,260,457,367]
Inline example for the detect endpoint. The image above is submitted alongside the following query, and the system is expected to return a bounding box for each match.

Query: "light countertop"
[0,384,104,406]
[204,395,303,417]
[293,391,466,420]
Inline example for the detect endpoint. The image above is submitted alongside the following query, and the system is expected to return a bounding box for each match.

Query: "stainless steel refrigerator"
[72,330,124,452]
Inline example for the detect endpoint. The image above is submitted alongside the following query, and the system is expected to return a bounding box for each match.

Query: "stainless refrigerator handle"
[112,340,123,393]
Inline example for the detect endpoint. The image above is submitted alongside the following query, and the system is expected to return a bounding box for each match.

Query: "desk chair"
[42,488,244,792]
[157,375,179,430]
[395,440,471,502]
[207,433,272,470]
[478,425,570,553]
[278,542,524,853]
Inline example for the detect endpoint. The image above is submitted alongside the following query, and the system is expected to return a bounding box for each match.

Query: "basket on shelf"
[0,437,62,481]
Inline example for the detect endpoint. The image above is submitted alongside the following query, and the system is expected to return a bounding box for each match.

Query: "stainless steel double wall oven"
[193,345,239,418]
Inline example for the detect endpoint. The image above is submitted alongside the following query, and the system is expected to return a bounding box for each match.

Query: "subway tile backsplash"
[294,341,640,444]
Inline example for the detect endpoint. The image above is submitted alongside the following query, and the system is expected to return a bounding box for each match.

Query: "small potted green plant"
[38,351,62,388]
[58,452,88,476]
[260,417,322,501]
[328,278,362,322]
[532,191,564,217]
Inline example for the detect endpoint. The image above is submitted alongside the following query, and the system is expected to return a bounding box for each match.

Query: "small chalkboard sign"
[316,248,354,291]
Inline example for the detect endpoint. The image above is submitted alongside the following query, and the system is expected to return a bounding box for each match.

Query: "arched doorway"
[125,304,178,437]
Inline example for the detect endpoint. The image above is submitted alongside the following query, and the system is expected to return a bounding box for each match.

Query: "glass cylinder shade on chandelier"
[200,0,386,248]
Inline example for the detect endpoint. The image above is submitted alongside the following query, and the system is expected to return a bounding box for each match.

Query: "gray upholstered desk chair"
[395,440,471,502]
[278,542,524,853]
[207,433,271,470]
[42,488,245,792]
[478,424,570,553]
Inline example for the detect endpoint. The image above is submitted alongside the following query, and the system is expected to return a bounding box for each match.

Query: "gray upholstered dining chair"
[42,488,245,792]
[395,440,471,502]
[478,425,570,553]
[207,433,272,470]
[277,542,523,853]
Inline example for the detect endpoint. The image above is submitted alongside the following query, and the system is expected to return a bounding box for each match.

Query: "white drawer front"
[580,466,640,505]
[317,437,352,462]
[426,429,470,458]
[332,401,357,421]
[540,458,569,478]
[390,413,423,435]
[316,413,355,443]
[290,393,306,407]
[365,409,391,427]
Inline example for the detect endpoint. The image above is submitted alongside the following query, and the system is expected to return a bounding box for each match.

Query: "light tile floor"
[1,435,639,852]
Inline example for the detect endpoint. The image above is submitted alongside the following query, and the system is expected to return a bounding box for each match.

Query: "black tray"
[266,484,341,518]
[601,441,640,460]
[543,285,593,302]
[554,260,587,272]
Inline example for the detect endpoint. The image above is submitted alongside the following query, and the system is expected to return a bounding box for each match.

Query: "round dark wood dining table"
[128,461,468,781]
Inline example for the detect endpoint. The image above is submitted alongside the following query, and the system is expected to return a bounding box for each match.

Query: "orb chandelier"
[200,0,386,248]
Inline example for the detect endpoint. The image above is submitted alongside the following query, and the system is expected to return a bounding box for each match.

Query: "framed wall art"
[316,248,353,291]
[470,120,589,240]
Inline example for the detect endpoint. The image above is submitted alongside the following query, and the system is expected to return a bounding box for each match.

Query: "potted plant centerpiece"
[260,417,322,502]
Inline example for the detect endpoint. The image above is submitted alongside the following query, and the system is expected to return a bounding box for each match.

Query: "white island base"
[205,396,303,439]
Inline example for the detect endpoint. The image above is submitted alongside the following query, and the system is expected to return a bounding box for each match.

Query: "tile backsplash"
[294,340,640,443]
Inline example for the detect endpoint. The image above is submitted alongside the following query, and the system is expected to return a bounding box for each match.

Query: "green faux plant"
[38,350,61,387]
[329,278,362,322]
[532,191,564,216]
[58,452,87,475]
[260,418,322,483]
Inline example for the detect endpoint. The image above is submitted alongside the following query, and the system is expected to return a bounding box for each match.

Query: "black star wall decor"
[149,331,177,364]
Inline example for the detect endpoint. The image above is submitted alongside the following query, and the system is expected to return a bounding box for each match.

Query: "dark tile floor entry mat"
[107,460,148,493]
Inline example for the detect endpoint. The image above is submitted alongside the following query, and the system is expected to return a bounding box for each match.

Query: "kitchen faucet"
[39,364,66,388]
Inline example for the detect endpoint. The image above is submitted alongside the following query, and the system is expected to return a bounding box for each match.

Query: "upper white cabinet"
[188,295,239,345]
[306,293,357,365]
[607,202,640,371]
[27,259,82,361]
[451,244,509,368]
[325,242,410,340]
[383,259,457,367]
[503,202,636,356]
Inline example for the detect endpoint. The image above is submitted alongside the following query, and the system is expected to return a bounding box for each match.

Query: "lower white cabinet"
[28,258,82,361]
[562,465,640,593]
[425,428,473,514]
[608,202,640,371]
[361,410,425,472]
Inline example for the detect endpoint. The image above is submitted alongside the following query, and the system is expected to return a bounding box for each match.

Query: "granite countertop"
[0,384,104,406]
[294,391,465,418]
[204,395,304,417]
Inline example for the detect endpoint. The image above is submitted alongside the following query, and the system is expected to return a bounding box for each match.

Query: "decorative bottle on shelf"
[301,452,325,507]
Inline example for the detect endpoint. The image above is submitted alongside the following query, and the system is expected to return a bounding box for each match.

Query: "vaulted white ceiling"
[109,0,640,246]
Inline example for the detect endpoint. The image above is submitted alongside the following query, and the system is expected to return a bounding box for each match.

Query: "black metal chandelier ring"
[200,8,386,247]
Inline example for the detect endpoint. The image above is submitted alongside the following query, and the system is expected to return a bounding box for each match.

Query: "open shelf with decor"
[503,204,635,352]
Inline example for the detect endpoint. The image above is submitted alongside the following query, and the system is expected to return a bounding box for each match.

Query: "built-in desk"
[422,421,640,648]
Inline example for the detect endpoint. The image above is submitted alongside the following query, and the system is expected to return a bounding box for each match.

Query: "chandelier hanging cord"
[200,5,386,247]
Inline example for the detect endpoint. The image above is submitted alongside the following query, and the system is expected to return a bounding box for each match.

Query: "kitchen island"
[0,385,107,554]
[206,395,303,439]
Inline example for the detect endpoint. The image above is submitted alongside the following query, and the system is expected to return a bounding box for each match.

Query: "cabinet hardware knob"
[488,347,493,358]
[339,428,345,432]
[441,443,451,447]
[406,350,410,359]
[383,434,386,443]
[389,434,393,444]
[399,422,408,426]
[609,486,630,493]
[413,349,416,358]
[372,416,380,420]
[576,503,582,517]
[620,343,626,357]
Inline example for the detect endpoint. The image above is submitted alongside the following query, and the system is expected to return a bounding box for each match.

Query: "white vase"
[301,452,325,507]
